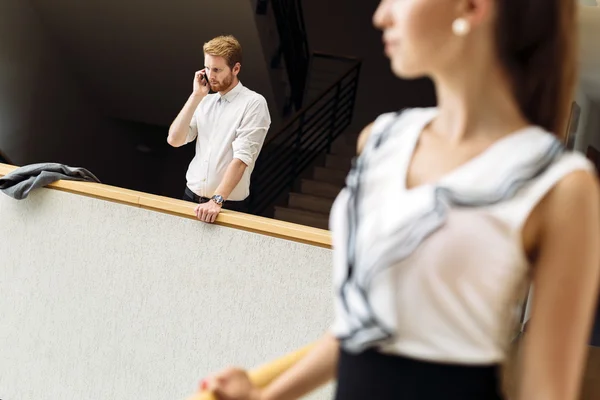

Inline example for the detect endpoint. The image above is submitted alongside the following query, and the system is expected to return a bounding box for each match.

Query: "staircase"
[274,132,358,229]
[247,55,361,221]
[247,0,362,227]
[264,0,311,116]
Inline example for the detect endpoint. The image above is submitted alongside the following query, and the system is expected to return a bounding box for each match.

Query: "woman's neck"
[430,53,529,144]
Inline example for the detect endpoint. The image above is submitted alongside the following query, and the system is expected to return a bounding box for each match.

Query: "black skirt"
[334,348,505,400]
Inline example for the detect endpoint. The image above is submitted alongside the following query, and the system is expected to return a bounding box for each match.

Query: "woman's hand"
[200,368,262,400]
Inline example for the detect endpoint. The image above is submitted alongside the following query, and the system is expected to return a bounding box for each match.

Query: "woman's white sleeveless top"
[329,108,594,364]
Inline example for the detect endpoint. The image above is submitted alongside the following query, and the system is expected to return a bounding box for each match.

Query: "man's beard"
[211,73,234,92]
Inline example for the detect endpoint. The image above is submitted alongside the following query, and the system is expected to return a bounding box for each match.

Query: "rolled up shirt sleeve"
[232,97,271,166]
[186,108,199,144]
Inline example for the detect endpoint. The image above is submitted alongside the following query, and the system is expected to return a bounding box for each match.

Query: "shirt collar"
[220,81,243,103]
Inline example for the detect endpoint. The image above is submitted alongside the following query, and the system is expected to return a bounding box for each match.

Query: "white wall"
[0,189,333,400]
[574,90,593,151]
[579,5,600,101]
[586,100,600,150]
[578,5,600,152]
[575,89,600,153]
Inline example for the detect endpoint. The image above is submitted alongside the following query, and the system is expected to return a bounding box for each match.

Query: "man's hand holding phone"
[193,69,211,98]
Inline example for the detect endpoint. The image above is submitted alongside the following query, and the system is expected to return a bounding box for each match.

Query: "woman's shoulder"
[520,143,598,234]
[357,107,437,155]
[372,107,437,133]
[533,155,599,263]
[542,150,598,201]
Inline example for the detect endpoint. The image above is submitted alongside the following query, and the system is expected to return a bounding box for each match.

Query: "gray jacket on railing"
[0,163,100,200]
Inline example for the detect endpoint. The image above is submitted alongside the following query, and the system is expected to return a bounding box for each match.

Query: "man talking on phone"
[167,35,271,223]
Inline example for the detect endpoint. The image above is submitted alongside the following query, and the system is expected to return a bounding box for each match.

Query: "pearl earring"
[452,18,471,36]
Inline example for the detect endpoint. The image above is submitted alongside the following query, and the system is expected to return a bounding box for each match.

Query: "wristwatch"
[211,194,224,206]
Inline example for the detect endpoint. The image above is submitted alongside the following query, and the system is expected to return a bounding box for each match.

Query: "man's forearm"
[167,93,204,147]
[214,158,248,200]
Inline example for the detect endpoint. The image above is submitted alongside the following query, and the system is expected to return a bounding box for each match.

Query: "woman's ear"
[460,0,495,30]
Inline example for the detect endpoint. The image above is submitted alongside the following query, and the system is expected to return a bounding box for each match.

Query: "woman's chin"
[391,59,425,80]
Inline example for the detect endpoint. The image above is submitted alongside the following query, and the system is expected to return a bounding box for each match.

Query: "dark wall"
[302,0,436,133]
[0,0,96,165]
[0,0,429,200]
[0,0,194,197]
[27,0,285,129]
[0,149,11,164]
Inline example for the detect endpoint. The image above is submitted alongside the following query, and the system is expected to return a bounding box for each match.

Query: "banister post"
[327,82,342,154]
[290,114,305,191]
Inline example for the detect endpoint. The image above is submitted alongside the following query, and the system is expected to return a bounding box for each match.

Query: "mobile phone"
[201,71,216,94]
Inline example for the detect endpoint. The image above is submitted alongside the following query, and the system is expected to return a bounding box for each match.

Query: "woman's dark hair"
[495,0,577,137]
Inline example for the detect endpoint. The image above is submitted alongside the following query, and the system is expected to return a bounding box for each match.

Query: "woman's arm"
[518,170,600,400]
[259,333,339,400]
[357,122,374,155]
[206,333,339,400]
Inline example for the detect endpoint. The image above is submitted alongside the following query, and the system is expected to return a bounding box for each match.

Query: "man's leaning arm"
[231,97,271,166]
[213,159,248,200]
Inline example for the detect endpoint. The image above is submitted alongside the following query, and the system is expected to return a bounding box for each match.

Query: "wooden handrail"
[0,163,332,248]
[187,344,315,400]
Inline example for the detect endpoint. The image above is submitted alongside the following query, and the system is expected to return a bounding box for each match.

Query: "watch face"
[212,195,224,204]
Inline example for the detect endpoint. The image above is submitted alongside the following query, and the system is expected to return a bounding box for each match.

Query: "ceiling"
[580,3,600,100]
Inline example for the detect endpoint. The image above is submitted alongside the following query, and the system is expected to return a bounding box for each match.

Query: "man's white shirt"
[185,81,271,201]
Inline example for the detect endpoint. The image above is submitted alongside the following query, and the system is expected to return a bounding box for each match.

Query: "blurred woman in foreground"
[202,0,600,398]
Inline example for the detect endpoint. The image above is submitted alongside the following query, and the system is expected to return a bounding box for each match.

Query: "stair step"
[330,140,357,157]
[325,154,352,171]
[274,207,329,230]
[288,192,335,214]
[301,179,342,198]
[313,167,347,186]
